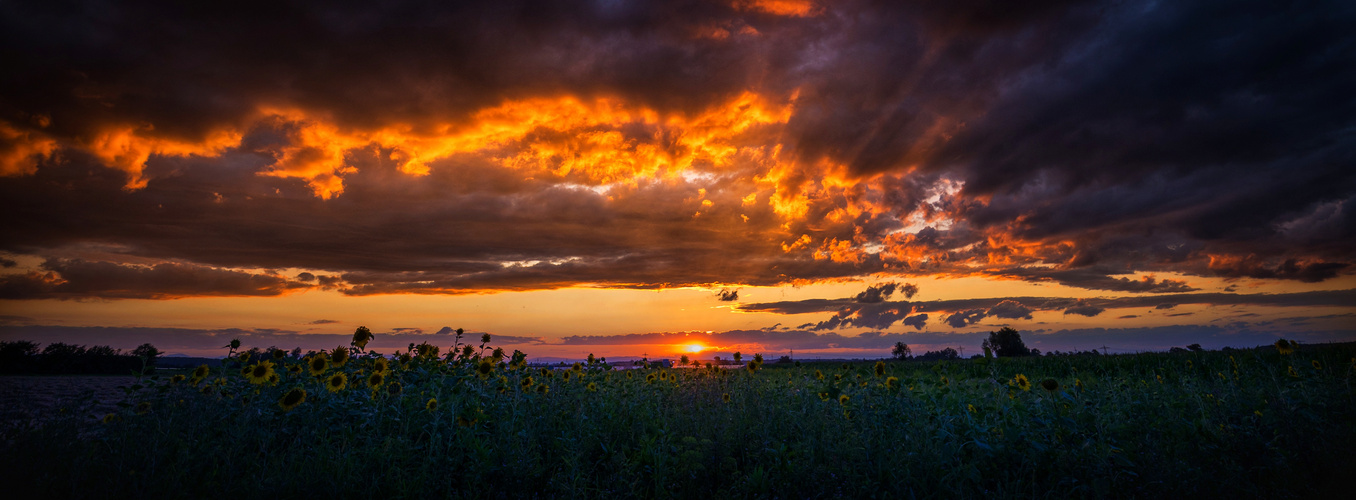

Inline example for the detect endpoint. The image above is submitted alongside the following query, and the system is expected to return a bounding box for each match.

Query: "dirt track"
[0,375,140,427]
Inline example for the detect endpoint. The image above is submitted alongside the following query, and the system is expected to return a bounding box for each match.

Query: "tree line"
[0,340,161,375]
[890,327,1108,361]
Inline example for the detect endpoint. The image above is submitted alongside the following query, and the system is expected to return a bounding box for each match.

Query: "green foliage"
[2,341,1354,498]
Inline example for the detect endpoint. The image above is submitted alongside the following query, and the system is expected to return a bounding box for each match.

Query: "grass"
[2,340,1353,498]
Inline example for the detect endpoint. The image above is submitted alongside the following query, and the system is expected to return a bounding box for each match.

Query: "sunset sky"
[2,0,1353,359]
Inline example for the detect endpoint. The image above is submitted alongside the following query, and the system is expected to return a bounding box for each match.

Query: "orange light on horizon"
[684,343,706,353]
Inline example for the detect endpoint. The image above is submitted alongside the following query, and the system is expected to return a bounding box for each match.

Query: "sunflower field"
[2,334,1354,498]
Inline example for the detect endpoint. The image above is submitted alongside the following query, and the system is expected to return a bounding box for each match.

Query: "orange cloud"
[0,121,58,176]
[735,0,821,17]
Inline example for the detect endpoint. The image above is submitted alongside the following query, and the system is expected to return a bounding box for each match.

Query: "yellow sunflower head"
[815,370,824,380]
[586,382,598,392]
[425,398,439,411]
[536,383,550,394]
[521,376,535,388]
[722,393,731,403]
[170,374,185,384]
[1311,360,1321,370]
[885,376,900,391]
[278,387,306,411]
[366,371,384,390]
[351,326,373,350]
[837,394,850,405]
[192,364,211,379]
[325,372,348,392]
[874,361,886,377]
[386,381,403,396]
[244,361,275,385]
[1012,374,1031,391]
[1275,339,1294,355]
[307,355,329,376]
[329,346,350,368]
[476,359,495,378]
[373,357,390,373]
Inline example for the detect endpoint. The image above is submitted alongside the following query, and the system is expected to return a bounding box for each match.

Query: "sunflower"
[815,370,825,380]
[746,361,757,373]
[373,357,390,373]
[135,401,151,415]
[307,355,329,376]
[646,373,657,384]
[366,371,385,390]
[192,364,211,380]
[1275,339,1294,355]
[874,361,886,377]
[288,364,302,375]
[1012,374,1031,391]
[481,333,492,344]
[244,361,276,385]
[268,373,279,385]
[940,376,949,387]
[837,394,850,405]
[1311,360,1322,370]
[170,374,185,384]
[586,382,598,392]
[325,372,348,392]
[425,398,439,411]
[520,376,535,389]
[818,392,829,401]
[476,359,495,378]
[1040,379,1060,392]
[722,393,731,403]
[1074,378,1084,391]
[329,346,350,368]
[562,371,572,382]
[1287,366,1299,378]
[101,413,120,424]
[967,404,976,413]
[885,376,900,391]
[351,326,374,350]
[278,387,306,411]
[536,383,550,394]
[456,415,478,428]
[386,381,403,396]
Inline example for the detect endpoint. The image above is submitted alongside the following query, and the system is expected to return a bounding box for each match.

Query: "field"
[1,339,1353,499]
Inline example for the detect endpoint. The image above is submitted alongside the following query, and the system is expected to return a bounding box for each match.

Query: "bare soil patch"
[0,375,139,427]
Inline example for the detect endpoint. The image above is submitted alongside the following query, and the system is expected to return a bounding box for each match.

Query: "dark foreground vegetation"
[1,331,1352,498]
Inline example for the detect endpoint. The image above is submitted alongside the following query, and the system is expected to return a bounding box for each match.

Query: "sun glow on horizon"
[684,343,706,353]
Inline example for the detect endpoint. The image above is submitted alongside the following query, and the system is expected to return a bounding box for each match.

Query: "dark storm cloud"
[986,300,1033,320]
[1062,300,1106,317]
[717,289,739,301]
[742,289,1356,330]
[902,314,927,330]
[0,0,1352,298]
[0,258,312,299]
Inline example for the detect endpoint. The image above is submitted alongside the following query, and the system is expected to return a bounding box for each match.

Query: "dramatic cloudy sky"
[2,0,1353,358]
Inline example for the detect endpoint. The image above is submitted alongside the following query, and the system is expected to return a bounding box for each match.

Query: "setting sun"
[684,343,706,353]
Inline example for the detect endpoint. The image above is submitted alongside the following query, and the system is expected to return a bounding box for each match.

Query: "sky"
[1,0,1354,360]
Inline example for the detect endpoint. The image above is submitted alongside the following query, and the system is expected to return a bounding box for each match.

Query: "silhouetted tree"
[1187,343,1204,352]
[915,347,959,361]
[982,327,1031,357]
[891,342,912,360]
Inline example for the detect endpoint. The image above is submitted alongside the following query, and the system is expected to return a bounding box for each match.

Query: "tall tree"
[891,342,912,360]
[982,327,1032,357]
